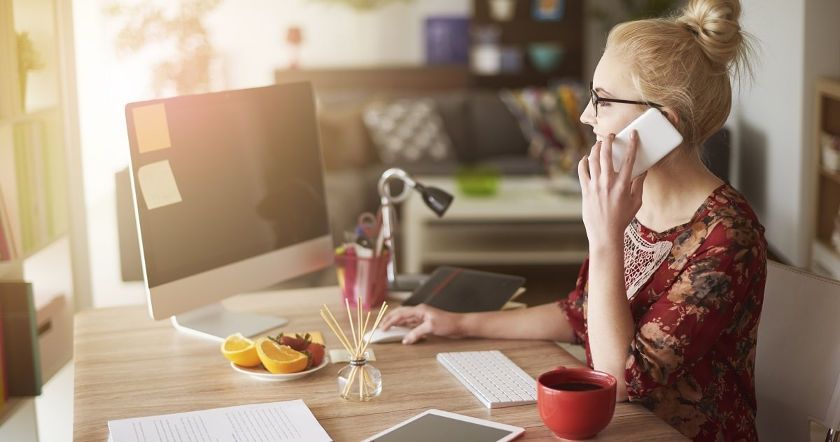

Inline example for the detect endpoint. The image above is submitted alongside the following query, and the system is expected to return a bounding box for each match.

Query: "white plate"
[230,356,330,382]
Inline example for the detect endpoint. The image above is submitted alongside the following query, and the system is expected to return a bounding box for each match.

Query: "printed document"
[107,399,331,442]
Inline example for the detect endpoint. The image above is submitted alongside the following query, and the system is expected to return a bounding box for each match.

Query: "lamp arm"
[377,168,417,288]
[379,198,397,286]
[376,167,453,289]
[377,168,416,204]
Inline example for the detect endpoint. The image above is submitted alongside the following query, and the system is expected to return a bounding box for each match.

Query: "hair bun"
[677,0,745,69]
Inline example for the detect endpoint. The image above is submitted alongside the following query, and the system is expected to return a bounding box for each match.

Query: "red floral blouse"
[559,184,767,441]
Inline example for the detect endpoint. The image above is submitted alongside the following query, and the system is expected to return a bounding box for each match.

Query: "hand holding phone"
[611,108,683,177]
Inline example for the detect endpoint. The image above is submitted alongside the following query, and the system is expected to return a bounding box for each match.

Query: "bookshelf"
[810,78,840,279]
[469,0,584,89]
[0,0,89,439]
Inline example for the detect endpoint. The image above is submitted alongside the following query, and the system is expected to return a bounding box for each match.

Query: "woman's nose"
[580,101,595,126]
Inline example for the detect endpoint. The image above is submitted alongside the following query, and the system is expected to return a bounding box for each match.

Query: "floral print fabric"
[559,184,767,441]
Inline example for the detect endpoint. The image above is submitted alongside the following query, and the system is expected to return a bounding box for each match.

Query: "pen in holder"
[335,209,390,310]
[320,299,388,401]
[335,246,389,310]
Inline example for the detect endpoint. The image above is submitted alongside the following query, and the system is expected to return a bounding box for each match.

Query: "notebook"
[402,266,526,313]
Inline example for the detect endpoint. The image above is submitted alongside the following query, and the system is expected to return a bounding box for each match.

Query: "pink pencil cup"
[334,246,390,310]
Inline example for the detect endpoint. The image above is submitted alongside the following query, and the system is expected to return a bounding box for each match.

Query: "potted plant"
[16,32,45,110]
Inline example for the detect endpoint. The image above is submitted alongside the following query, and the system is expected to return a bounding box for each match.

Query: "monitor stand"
[171,303,288,341]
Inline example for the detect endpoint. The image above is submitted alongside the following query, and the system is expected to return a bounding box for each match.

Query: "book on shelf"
[0,188,15,262]
[13,121,51,255]
[0,183,17,262]
[0,281,41,396]
[0,302,6,408]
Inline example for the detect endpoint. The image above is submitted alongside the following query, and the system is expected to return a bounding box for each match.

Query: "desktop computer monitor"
[124,82,333,341]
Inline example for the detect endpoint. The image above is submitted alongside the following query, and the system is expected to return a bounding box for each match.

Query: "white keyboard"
[437,350,537,409]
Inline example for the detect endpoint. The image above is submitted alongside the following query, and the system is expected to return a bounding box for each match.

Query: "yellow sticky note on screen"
[133,103,171,153]
[137,160,182,210]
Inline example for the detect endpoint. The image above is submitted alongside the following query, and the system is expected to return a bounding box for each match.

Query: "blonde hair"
[606,0,753,148]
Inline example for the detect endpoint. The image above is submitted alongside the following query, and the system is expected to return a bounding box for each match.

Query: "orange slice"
[221,333,261,367]
[256,338,308,374]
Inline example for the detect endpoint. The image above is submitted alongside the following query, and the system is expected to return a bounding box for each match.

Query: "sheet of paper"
[132,103,172,153]
[137,160,182,210]
[107,399,332,442]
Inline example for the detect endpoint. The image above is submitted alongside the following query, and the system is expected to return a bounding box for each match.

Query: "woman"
[380,0,766,439]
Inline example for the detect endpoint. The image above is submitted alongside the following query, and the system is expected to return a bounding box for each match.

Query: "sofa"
[276,66,546,244]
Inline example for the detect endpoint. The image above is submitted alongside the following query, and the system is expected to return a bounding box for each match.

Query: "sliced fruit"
[271,332,311,352]
[307,331,325,345]
[221,333,261,367]
[256,338,308,374]
[305,343,326,369]
[269,331,324,348]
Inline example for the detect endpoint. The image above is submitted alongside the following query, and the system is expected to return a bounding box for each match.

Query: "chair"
[756,261,840,441]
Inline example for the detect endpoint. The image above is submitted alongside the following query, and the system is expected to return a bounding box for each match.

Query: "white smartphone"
[611,108,684,178]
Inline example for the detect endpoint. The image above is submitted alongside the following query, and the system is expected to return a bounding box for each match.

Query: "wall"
[208,0,471,88]
[736,0,805,263]
[736,0,840,267]
[583,0,620,78]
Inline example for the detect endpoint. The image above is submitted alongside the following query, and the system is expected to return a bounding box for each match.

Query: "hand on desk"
[379,304,465,344]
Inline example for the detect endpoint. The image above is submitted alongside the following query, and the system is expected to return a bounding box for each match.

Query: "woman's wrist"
[456,312,474,338]
[588,235,624,256]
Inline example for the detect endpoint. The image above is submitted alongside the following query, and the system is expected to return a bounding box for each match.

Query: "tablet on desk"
[363,409,525,442]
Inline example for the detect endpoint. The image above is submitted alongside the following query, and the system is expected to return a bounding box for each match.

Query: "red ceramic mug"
[537,366,617,440]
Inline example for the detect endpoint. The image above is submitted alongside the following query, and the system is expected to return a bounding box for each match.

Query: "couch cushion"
[324,169,381,243]
[317,101,379,171]
[363,98,455,165]
[465,92,529,162]
[431,93,471,162]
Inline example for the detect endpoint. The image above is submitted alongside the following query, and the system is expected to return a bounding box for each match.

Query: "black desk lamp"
[378,168,454,290]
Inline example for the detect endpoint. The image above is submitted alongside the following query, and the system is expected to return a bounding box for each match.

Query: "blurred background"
[1,0,839,440]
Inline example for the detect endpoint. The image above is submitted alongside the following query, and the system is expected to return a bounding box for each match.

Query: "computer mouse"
[364,326,412,344]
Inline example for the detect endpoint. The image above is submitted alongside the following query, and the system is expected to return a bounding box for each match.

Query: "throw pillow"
[363,98,454,165]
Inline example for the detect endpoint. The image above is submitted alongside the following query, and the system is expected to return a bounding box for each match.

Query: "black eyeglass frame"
[589,81,664,118]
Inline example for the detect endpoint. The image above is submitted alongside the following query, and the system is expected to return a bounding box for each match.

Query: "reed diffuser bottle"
[337,357,382,401]
[321,297,388,401]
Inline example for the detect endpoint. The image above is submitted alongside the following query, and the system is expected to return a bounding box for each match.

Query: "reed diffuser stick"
[321,307,353,352]
[360,311,371,355]
[320,310,353,353]
[324,304,351,353]
[359,304,389,356]
[345,299,359,354]
[342,365,358,397]
[356,296,363,356]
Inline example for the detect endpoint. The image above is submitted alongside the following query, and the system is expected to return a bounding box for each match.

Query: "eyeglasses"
[589,81,663,118]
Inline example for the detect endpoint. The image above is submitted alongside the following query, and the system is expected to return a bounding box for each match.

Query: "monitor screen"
[126,84,329,289]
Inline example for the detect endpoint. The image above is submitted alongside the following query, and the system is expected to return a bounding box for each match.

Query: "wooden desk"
[73,286,685,441]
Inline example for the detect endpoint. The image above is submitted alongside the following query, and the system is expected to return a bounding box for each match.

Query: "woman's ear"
[660,108,680,127]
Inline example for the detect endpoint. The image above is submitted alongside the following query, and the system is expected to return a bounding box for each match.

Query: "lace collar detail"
[624,223,673,299]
